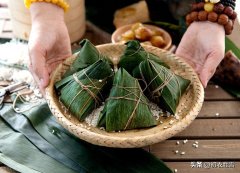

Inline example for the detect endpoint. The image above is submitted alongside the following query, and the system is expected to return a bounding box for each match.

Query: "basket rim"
[45,43,204,148]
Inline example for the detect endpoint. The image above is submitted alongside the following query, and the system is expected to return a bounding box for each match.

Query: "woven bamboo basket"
[7,0,85,43]
[46,44,204,148]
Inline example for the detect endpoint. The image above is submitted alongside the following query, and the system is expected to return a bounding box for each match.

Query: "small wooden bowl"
[111,24,172,50]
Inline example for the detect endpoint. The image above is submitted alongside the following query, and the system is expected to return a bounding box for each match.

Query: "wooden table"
[1,1,240,173]
[1,84,239,173]
[154,83,240,173]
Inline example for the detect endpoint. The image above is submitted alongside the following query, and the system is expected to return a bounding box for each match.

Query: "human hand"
[176,21,225,87]
[28,2,71,94]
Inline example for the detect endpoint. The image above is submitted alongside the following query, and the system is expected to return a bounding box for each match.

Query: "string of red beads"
[186,1,237,35]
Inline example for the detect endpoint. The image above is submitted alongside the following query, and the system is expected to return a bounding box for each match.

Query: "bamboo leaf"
[63,39,107,78]
[0,153,40,173]
[56,60,114,121]
[0,102,172,173]
[0,106,86,173]
[0,115,78,173]
[221,85,240,98]
[98,68,157,131]
[212,42,240,98]
[133,60,190,114]
[225,37,240,59]
[118,41,169,75]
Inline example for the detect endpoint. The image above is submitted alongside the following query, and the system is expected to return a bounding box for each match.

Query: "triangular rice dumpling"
[118,40,169,75]
[133,60,190,114]
[63,39,105,78]
[97,68,157,132]
[55,60,114,121]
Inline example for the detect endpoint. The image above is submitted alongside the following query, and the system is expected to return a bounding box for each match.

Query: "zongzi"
[55,60,114,121]
[63,39,105,78]
[133,60,190,114]
[118,40,169,75]
[97,68,157,132]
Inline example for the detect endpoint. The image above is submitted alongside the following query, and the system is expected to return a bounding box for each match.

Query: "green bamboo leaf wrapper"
[118,40,169,75]
[0,102,172,173]
[133,60,190,114]
[0,153,40,173]
[98,68,157,131]
[63,39,106,78]
[225,37,240,59]
[55,60,114,121]
[0,107,86,173]
[0,117,78,173]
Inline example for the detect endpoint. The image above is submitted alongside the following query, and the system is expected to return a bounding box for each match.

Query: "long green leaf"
[225,37,240,59]
[0,116,78,173]
[220,85,240,98]
[213,38,240,98]
[0,153,40,173]
[0,106,86,173]
[23,103,109,173]
[1,102,172,173]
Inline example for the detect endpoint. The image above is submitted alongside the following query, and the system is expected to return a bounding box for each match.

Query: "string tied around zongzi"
[97,68,157,132]
[56,59,114,121]
[72,73,103,108]
[139,60,176,97]
[133,59,190,114]
[107,83,150,130]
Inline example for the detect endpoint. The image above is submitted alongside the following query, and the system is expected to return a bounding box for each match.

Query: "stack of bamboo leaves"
[55,39,190,132]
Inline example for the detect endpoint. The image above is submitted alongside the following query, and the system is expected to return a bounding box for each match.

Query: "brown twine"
[150,61,175,96]
[139,60,180,98]
[124,81,142,130]
[126,44,143,57]
[12,90,43,113]
[107,86,148,106]
[66,73,103,111]
[107,81,149,130]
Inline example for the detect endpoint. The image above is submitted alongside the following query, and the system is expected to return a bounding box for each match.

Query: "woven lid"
[45,43,204,148]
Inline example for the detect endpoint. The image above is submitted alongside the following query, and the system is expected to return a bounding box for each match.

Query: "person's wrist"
[191,20,225,34]
[30,2,65,24]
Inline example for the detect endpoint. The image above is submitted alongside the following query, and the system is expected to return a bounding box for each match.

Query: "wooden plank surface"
[205,85,236,101]
[199,101,240,118]
[150,140,240,160]
[175,119,240,138]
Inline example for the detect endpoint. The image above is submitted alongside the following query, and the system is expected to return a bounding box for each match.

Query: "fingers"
[29,50,50,96]
[199,51,224,87]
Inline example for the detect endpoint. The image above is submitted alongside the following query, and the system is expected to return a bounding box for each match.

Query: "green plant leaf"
[56,60,114,121]
[216,37,240,97]
[0,106,86,173]
[0,114,78,173]
[0,102,173,173]
[225,37,240,59]
[98,68,157,131]
[133,60,190,114]
[63,39,108,78]
[118,40,169,75]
